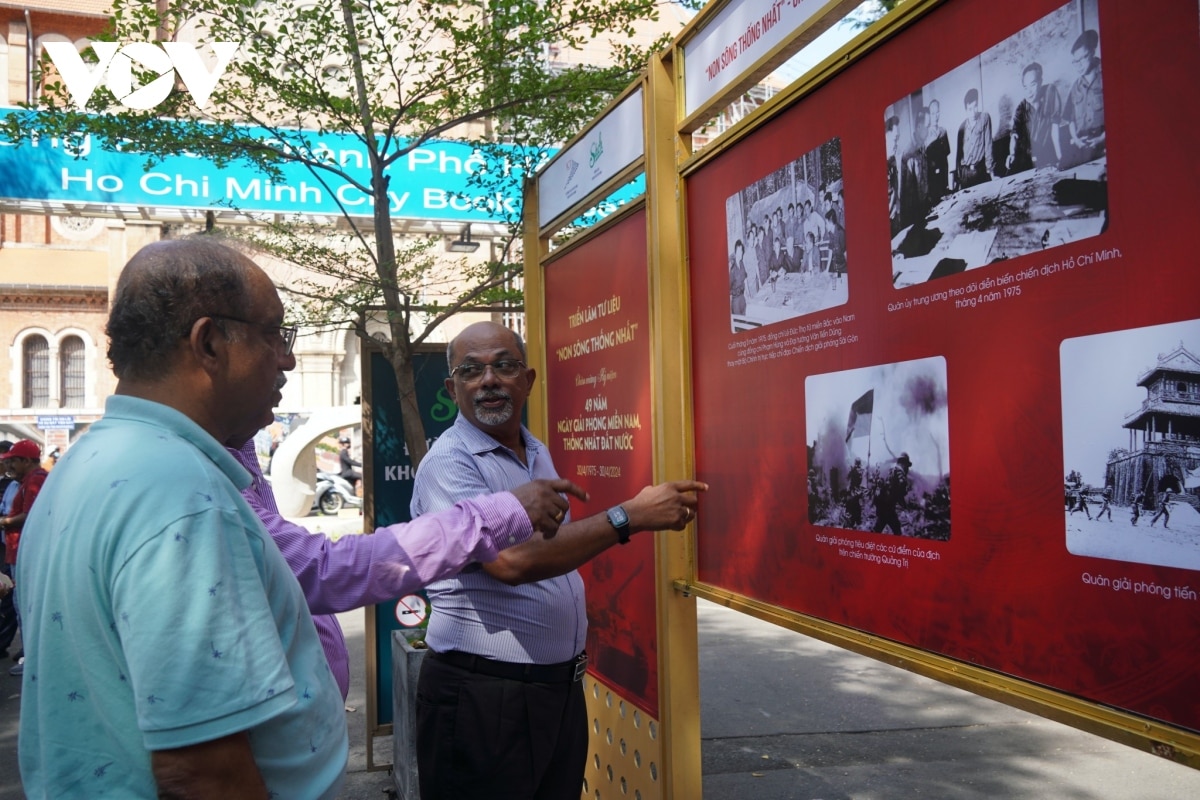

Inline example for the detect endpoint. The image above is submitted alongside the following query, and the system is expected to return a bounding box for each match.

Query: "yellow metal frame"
[525,62,697,797]
[644,48,703,800]
[673,0,863,135]
[524,0,1200,792]
[522,176,551,442]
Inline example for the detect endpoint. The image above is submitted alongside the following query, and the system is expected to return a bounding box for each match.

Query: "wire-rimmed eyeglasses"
[210,314,298,356]
[450,359,525,382]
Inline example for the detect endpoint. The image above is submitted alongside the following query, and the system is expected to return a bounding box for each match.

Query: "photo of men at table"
[884,0,1107,288]
[726,136,848,333]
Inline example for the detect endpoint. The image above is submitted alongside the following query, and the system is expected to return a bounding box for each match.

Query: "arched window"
[60,335,86,408]
[23,335,50,407]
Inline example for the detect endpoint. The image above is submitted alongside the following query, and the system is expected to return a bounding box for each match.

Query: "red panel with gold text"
[544,208,657,714]
[689,0,1200,732]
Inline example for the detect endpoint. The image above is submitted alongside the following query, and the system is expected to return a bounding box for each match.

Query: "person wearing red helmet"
[0,439,47,568]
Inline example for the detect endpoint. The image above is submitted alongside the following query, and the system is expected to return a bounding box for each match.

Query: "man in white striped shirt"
[411,321,705,800]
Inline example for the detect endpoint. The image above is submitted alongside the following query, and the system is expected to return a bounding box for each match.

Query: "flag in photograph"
[845,389,874,443]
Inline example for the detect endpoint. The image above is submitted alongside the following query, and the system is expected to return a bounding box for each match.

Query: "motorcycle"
[313,471,363,515]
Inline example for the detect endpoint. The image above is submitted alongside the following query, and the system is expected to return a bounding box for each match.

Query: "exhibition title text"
[703,0,813,83]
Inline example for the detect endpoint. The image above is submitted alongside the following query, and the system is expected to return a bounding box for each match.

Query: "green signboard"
[367,349,457,726]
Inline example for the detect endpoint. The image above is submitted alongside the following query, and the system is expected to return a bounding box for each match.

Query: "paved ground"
[3,512,1199,798]
[697,600,1200,799]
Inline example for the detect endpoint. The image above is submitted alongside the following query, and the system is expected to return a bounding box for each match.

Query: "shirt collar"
[104,395,252,490]
[452,412,541,461]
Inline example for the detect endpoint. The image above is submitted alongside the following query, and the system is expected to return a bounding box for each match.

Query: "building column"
[6,20,29,107]
[46,341,60,408]
[292,352,337,409]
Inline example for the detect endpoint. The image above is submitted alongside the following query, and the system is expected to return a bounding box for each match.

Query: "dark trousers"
[873,504,904,535]
[416,651,588,800]
[957,160,990,189]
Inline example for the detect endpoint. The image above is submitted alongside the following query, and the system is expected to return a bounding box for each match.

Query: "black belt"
[430,649,588,684]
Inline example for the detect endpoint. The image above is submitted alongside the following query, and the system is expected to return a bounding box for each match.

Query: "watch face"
[608,506,631,544]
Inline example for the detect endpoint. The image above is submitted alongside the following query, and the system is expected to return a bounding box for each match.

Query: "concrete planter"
[391,632,427,800]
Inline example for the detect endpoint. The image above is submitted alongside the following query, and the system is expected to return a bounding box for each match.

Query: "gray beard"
[474,397,514,427]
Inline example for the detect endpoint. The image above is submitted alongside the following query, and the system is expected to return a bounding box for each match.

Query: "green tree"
[3,0,672,465]
[852,0,906,26]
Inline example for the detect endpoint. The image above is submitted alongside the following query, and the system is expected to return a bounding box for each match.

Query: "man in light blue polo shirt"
[17,239,344,798]
[19,238,590,799]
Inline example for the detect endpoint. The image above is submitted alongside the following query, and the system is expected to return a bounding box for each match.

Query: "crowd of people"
[888,28,1105,239]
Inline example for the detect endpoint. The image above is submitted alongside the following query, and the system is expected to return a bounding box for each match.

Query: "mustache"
[274,373,288,391]
[473,390,510,403]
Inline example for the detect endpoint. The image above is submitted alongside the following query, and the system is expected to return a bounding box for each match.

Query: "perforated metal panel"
[580,674,662,800]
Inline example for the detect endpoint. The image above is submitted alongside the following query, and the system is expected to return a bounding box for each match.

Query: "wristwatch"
[606,505,631,545]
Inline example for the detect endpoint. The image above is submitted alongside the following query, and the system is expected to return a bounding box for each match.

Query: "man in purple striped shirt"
[229,440,585,699]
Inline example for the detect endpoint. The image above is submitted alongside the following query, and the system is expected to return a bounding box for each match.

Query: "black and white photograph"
[806,356,951,539]
[726,137,848,332]
[1061,319,1200,571]
[885,0,1107,288]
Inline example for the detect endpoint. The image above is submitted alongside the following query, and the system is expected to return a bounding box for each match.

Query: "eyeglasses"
[450,359,525,382]
[210,315,297,356]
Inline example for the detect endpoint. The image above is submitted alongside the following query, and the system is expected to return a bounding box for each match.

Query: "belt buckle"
[572,652,588,682]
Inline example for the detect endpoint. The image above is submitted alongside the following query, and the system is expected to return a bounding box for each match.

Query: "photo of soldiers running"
[1061,318,1200,571]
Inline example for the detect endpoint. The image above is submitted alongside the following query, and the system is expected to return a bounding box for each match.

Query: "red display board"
[688,0,1200,732]
[543,208,659,714]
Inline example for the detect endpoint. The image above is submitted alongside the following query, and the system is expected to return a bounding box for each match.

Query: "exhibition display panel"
[686,0,1200,741]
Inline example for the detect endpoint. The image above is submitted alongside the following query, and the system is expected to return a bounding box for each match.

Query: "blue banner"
[0,108,522,223]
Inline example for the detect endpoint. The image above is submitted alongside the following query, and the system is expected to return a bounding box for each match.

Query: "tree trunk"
[388,347,430,469]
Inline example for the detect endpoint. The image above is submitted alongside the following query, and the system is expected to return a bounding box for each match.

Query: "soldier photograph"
[805,357,951,540]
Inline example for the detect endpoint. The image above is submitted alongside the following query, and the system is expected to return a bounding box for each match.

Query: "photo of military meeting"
[885,0,1107,287]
